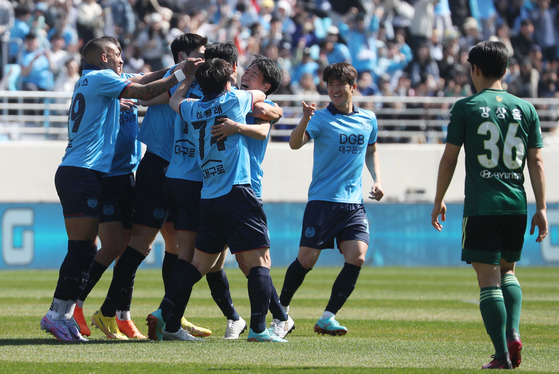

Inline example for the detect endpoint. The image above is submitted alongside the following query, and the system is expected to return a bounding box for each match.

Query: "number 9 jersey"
[446,88,543,217]
[61,68,132,173]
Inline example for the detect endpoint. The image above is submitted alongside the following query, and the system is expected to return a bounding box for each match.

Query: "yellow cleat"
[91,310,129,340]
[116,317,147,339]
[181,317,212,337]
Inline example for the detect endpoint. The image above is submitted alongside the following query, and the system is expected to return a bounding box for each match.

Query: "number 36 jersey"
[61,68,131,173]
[446,88,543,217]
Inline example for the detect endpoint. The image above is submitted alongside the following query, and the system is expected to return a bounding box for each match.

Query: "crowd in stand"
[0,0,558,140]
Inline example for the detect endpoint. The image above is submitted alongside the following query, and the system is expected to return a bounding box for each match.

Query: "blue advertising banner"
[1,203,558,269]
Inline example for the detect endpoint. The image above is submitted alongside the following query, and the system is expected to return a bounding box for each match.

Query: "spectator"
[459,17,482,51]
[407,43,440,89]
[342,14,378,74]
[472,0,498,41]
[530,0,557,63]
[134,12,171,71]
[511,19,535,63]
[48,34,70,80]
[508,57,540,98]
[408,0,438,54]
[47,13,79,55]
[8,4,32,63]
[108,0,136,48]
[76,0,105,44]
[318,26,351,65]
[0,0,13,80]
[18,33,54,92]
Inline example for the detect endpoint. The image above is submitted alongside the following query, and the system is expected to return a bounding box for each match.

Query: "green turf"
[0,267,557,373]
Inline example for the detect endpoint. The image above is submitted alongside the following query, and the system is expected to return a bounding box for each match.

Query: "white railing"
[1,91,558,142]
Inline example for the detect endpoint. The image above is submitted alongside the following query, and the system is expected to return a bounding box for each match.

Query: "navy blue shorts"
[99,173,135,229]
[299,200,369,249]
[55,166,103,218]
[132,151,169,229]
[196,185,270,254]
[164,177,202,232]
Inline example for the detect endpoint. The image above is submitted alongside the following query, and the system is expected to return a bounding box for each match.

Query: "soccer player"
[431,41,547,369]
[278,62,383,336]
[89,33,212,340]
[40,36,193,342]
[211,56,294,338]
[149,57,286,343]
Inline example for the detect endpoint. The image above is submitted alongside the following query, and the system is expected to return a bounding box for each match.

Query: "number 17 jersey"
[446,88,543,217]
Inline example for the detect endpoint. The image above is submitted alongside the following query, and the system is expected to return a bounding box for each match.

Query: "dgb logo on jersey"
[339,134,364,145]
[305,226,316,238]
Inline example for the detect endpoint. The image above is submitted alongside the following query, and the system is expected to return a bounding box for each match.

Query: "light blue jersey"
[179,89,254,199]
[107,73,142,177]
[137,65,177,162]
[245,99,275,198]
[60,67,131,173]
[166,79,204,182]
[306,103,377,203]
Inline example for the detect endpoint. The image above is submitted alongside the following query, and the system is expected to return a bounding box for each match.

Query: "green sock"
[479,287,508,358]
[501,274,522,334]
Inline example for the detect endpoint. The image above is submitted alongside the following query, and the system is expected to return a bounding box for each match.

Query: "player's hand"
[119,98,137,111]
[431,201,446,231]
[211,118,238,141]
[301,101,316,119]
[369,183,384,201]
[530,209,548,242]
[182,57,204,76]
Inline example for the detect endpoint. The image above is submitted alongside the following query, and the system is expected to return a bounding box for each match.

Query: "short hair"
[170,33,208,63]
[204,42,238,66]
[82,37,118,65]
[100,36,121,51]
[467,41,509,79]
[322,63,358,85]
[247,56,282,95]
[195,58,233,95]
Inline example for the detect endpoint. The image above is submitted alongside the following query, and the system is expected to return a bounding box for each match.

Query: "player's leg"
[278,246,319,313]
[500,260,522,368]
[160,221,178,293]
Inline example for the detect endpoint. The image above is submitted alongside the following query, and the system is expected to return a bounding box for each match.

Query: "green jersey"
[446,88,543,217]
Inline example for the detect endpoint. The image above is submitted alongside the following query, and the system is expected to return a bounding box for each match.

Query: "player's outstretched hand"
[530,209,548,242]
[369,183,384,201]
[431,201,446,231]
[301,101,316,119]
[119,98,137,111]
[181,57,204,76]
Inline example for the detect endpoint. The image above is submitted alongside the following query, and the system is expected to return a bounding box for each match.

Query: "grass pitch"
[0,267,558,373]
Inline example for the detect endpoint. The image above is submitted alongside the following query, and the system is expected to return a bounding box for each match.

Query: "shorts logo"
[153,208,165,220]
[87,198,97,209]
[305,226,316,238]
[103,204,115,216]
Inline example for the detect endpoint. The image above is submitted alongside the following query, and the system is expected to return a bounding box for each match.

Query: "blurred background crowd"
[0,0,558,142]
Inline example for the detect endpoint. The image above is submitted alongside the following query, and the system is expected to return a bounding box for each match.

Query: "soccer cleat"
[116,317,147,339]
[224,316,247,339]
[73,306,91,336]
[314,316,348,336]
[181,317,212,337]
[162,327,205,342]
[482,353,513,369]
[247,328,288,342]
[40,315,88,342]
[268,315,295,339]
[91,310,129,340]
[146,309,166,341]
[507,329,523,368]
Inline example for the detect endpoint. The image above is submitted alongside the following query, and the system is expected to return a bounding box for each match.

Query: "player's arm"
[126,65,170,84]
[247,89,266,106]
[289,101,315,149]
[139,92,170,106]
[527,147,548,242]
[252,102,283,122]
[211,118,270,141]
[431,143,460,231]
[365,143,384,201]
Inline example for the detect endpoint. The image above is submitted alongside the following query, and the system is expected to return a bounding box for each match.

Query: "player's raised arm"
[289,101,315,149]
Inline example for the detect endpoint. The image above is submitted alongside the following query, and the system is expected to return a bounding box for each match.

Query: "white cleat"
[268,315,295,339]
[224,316,247,339]
[162,327,205,341]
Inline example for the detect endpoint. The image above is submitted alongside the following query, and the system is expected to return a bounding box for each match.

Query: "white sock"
[46,298,68,320]
[64,302,76,320]
[116,310,131,321]
[281,305,289,314]
[321,311,335,320]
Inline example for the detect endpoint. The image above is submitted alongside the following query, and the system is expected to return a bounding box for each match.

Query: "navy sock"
[162,252,178,293]
[279,258,311,307]
[248,266,271,333]
[100,246,144,317]
[325,263,361,314]
[207,269,239,320]
[269,279,288,320]
[54,240,97,301]
[160,260,202,324]
[79,260,108,301]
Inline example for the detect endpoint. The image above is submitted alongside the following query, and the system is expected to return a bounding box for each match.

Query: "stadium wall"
[1,142,558,269]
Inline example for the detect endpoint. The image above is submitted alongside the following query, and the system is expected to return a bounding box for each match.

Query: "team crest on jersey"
[496,95,503,102]
[87,198,98,208]
[153,208,166,220]
[305,226,316,238]
[103,204,115,216]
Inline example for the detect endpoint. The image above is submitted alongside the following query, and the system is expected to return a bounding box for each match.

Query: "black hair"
[204,42,238,66]
[195,58,233,95]
[467,41,509,79]
[170,33,208,63]
[322,62,358,85]
[247,56,282,95]
[100,35,121,51]
[82,37,118,65]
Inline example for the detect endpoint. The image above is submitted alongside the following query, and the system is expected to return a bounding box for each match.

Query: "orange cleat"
[116,317,148,339]
[73,306,91,336]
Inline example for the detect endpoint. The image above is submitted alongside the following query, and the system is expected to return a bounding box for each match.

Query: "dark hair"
[82,37,118,65]
[467,41,509,79]
[100,36,121,51]
[247,56,282,95]
[322,63,358,85]
[204,42,238,66]
[195,58,233,95]
[170,33,208,63]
